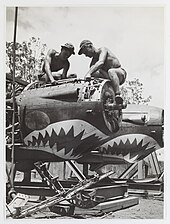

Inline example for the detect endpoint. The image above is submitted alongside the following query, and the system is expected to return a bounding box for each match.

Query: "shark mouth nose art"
[99,134,160,163]
[24,119,108,160]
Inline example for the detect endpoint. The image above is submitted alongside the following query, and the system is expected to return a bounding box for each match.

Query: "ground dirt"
[7,196,163,220]
[107,197,164,219]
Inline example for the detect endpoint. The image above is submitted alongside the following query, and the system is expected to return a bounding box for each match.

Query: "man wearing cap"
[78,40,127,104]
[40,43,75,84]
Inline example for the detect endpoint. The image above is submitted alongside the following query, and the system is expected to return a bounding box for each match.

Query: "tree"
[120,78,151,105]
[6,37,47,83]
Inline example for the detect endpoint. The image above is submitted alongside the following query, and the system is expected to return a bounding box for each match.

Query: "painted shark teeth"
[104,134,143,147]
[24,119,108,160]
[99,134,158,161]
[24,119,108,146]
[101,134,158,149]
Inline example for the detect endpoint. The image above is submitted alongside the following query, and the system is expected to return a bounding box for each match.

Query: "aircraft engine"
[13,78,123,162]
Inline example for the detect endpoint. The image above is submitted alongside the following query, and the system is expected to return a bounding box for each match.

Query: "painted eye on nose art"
[25,111,50,130]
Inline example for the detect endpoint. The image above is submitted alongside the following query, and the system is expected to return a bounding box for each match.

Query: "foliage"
[121,78,151,105]
[6,37,47,83]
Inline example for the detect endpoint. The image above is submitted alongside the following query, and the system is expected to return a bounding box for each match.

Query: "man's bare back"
[41,43,75,84]
[90,47,121,72]
[42,50,69,73]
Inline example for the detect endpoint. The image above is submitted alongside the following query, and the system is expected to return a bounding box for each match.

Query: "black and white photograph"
[1,0,169,222]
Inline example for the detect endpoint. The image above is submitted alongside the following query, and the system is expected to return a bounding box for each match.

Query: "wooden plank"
[128,182,162,191]
[96,196,139,211]
[128,189,162,196]
[93,185,127,200]
[75,196,139,215]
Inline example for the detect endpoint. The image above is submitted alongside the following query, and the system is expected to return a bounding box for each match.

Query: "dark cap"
[61,43,75,55]
[78,40,93,55]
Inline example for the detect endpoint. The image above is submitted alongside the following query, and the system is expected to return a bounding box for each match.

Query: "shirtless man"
[78,40,127,104]
[41,43,75,84]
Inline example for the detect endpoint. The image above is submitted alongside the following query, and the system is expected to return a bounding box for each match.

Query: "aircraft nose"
[147,107,164,148]
[147,107,164,126]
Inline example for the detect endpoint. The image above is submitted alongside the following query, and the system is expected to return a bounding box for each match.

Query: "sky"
[6,6,164,108]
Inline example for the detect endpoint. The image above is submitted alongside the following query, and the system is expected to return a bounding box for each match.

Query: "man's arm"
[61,61,70,79]
[86,47,107,76]
[44,49,56,83]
